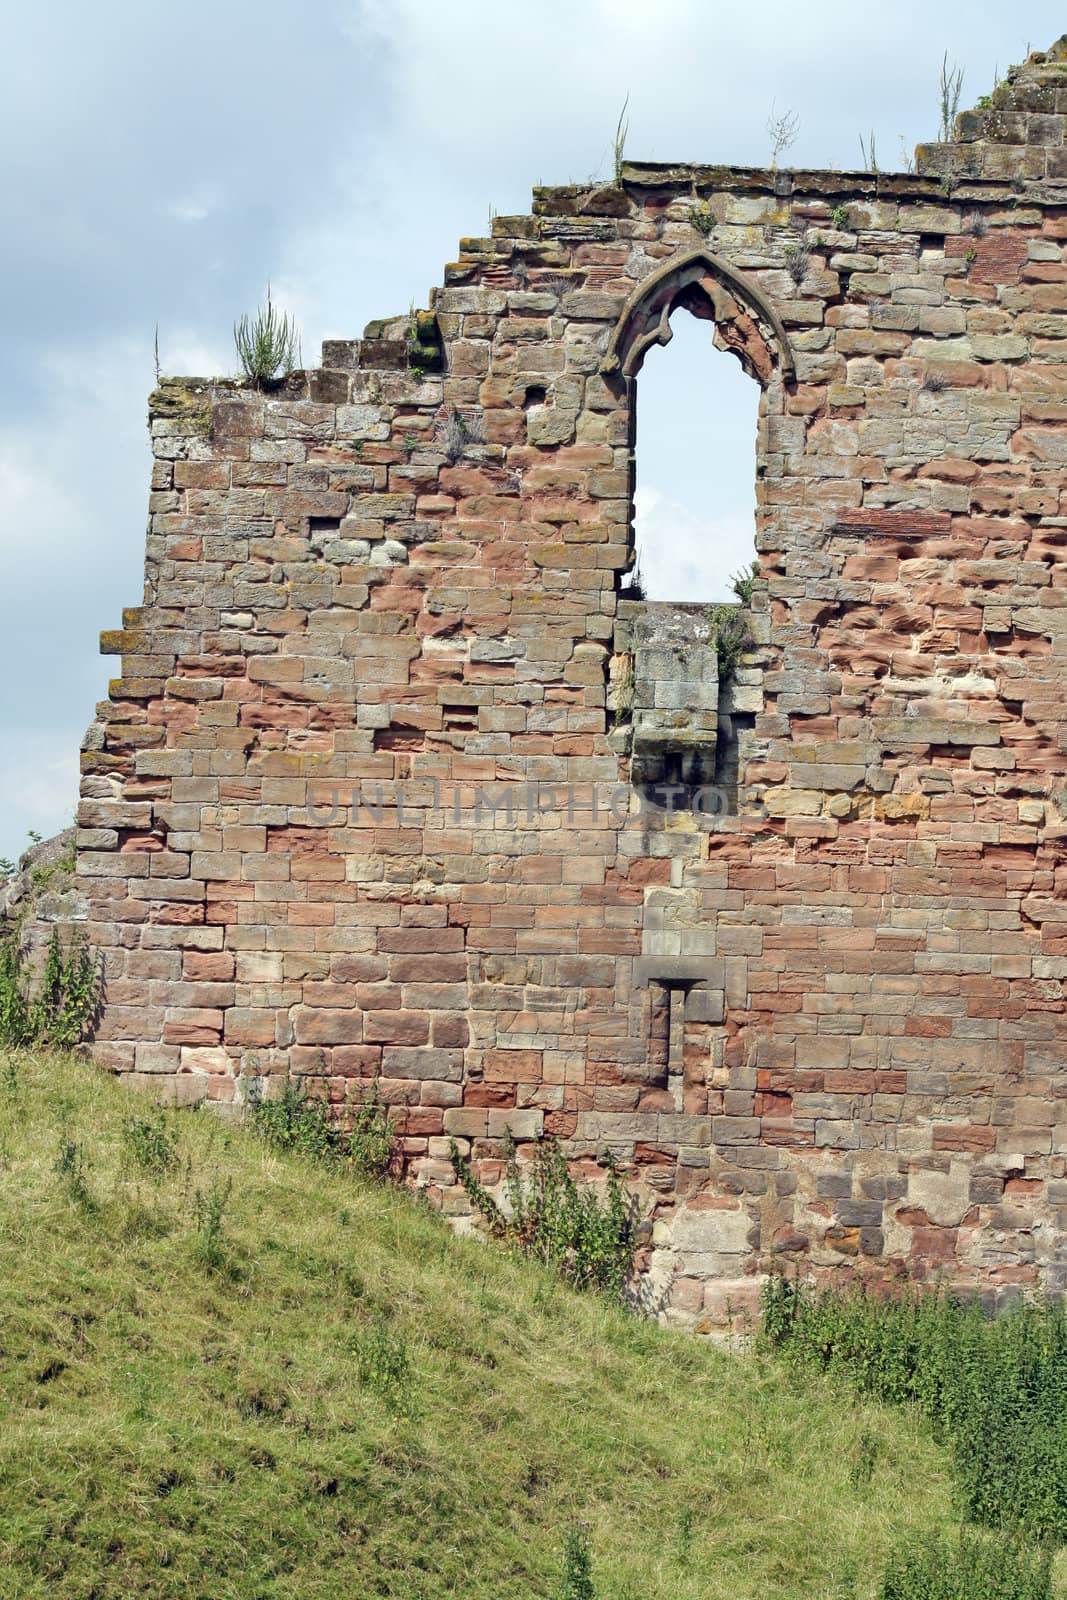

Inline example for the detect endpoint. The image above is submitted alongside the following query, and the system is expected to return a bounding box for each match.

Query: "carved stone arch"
[601,247,795,386]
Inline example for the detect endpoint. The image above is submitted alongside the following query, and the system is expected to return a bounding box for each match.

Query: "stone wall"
[75,41,1067,1325]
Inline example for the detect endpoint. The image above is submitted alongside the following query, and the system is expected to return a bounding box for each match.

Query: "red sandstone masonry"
[74,39,1067,1327]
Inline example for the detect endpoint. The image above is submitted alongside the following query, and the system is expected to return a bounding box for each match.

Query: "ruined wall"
[77,42,1067,1326]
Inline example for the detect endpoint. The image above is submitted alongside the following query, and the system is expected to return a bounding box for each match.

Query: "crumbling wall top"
[919,37,1067,182]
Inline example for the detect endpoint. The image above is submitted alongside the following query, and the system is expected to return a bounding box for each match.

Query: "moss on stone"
[148,378,220,438]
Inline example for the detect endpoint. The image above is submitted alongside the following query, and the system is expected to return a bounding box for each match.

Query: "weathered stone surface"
[49,36,1067,1328]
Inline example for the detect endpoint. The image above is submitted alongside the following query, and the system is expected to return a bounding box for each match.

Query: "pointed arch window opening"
[602,250,790,807]
[625,306,761,607]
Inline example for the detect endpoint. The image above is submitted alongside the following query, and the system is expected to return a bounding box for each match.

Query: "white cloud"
[163,187,221,225]
[160,328,232,379]
[634,487,755,605]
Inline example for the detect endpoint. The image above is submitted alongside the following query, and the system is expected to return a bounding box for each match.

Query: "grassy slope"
[0,1053,965,1600]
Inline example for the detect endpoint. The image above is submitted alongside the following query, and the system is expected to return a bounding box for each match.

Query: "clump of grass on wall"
[234,288,301,386]
[706,605,752,683]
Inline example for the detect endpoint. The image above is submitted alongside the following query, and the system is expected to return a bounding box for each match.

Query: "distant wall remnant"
[71,41,1067,1325]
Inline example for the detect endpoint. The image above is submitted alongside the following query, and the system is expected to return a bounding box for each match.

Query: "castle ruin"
[60,42,1067,1324]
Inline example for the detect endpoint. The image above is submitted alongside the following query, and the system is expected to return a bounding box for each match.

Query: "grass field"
[0,1051,986,1597]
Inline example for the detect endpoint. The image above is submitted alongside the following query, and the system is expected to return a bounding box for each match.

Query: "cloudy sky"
[0,1,1058,865]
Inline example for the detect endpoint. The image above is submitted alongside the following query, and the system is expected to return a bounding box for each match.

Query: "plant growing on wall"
[347,1084,396,1180]
[688,201,714,238]
[707,605,752,682]
[449,1130,640,1298]
[234,289,301,386]
[784,240,811,287]
[440,405,484,465]
[0,928,103,1050]
[612,95,630,184]
[731,560,760,605]
[619,554,645,601]
[766,103,800,168]
[939,52,965,141]
[247,1077,395,1181]
[30,835,76,896]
